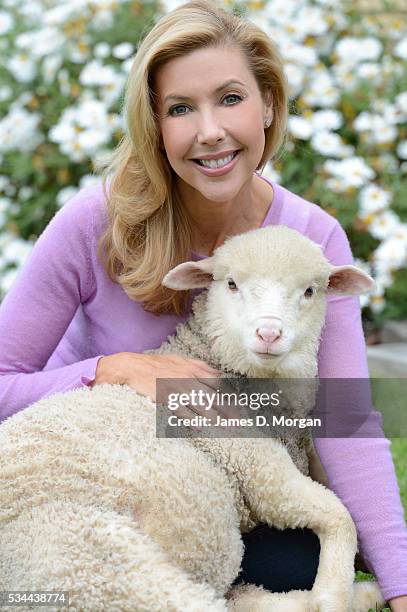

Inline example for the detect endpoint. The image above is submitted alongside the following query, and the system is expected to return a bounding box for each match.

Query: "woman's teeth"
[196,151,238,168]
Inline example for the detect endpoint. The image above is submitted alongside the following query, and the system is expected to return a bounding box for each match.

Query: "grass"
[356,438,407,612]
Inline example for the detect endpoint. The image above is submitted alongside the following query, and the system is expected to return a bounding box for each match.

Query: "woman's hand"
[389,595,407,612]
[90,352,237,422]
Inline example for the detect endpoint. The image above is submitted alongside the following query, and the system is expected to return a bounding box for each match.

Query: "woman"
[0,0,406,608]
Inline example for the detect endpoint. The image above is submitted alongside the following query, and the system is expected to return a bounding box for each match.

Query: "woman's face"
[155,45,272,204]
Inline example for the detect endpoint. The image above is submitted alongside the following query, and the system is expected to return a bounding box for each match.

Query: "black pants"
[232,524,321,592]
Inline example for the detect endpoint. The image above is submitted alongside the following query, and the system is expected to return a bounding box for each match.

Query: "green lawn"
[391,438,407,513]
[358,438,407,612]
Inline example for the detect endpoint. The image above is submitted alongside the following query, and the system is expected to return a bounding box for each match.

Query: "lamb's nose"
[256,324,282,344]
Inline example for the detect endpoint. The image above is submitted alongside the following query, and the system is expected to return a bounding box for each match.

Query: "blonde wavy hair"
[95,0,288,315]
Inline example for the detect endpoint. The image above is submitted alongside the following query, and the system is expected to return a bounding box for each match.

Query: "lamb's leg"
[227,439,359,612]
[226,582,385,612]
[0,500,228,612]
[226,583,313,612]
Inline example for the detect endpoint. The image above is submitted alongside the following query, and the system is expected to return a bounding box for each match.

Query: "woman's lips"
[191,150,241,176]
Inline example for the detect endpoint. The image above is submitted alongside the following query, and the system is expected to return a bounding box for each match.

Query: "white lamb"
[0,225,385,612]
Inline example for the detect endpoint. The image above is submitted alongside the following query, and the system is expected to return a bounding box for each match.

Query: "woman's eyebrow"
[163,79,247,104]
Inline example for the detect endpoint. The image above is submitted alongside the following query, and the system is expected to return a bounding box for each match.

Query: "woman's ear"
[264,87,273,116]
[162,257,214,290]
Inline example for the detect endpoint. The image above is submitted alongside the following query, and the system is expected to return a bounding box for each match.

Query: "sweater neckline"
[191,174,282,260]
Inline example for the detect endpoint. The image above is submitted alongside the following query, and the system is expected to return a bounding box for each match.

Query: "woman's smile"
[190,149,242,176]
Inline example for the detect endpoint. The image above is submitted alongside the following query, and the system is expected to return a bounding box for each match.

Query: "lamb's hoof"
[351,581,386,612]
[226,583,312,611]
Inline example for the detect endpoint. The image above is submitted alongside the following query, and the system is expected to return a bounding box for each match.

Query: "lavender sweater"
[0,176,406,600]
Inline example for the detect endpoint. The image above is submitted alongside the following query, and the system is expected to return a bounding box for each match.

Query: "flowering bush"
[0,0,406,327]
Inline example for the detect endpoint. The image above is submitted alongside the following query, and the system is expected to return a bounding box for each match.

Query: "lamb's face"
[162,226,374,372]
[207,266,329,364]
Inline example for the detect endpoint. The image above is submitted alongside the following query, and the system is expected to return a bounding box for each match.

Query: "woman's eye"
[228,279,238,291]
[167,94,243,117]
[304,287,314,298]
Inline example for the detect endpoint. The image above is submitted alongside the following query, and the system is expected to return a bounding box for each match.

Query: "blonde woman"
[0,1,406,608]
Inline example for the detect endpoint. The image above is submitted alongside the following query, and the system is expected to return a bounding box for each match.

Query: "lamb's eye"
[304,286,314,298]
[228,279,237,291]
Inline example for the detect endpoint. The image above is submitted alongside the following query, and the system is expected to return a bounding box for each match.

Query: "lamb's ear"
[162,257,215,290]
[327,265,375,295]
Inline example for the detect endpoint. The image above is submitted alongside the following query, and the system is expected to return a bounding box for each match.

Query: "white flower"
[296,5,327,37]
[94,42,111,59]
[80,60,116,87]
[284,64,305,98]
[374,236,407,271]
[0,10,14,35]
[19,186,33,200]
[397,141,407,160]
[0,86,12,102]
[376,153,398,174]
[392,225,407,245]
[17,2,43,20]
[56,187,78,208]
[6,54,37,83]
[395,92,407,113]
[324,157,375,188]
[370,124,398,145]
[91,9,114,30]
[368,210,401,240]
[15,28,64,59]
[0,268,19,296]
[79,61,126,106]
[263,0,297,25]
[356,62,381,84]
[11,92,33,109]
[354,257,372,276]
[383,102,406,125]
[288,115,313,140]
[79,174,101,189]
[311,131,353,158]
[0,176,10,192]
[302,72,339,107]
[77,130,108,153]
[68,39,92,64]
[260,163,281,184]
[42,54,63,83]
[331,63,358,90]
[354,112,374,132]
[0,196,10,224]
[394,38,407,60]
[121,57,134,74]
[359,184,392,216]
[311,110,343,132]
[282,41,318,67]
[112,42,134,60]
[326,177,347,193]
[335,37,382,65]
[2,237,33,266]
[4,184,16,197]
[354,112,397,144]
[49,99,120,163]
[369,293,386,313]
[373,269,393,290]
[44,5,78,26]
[0,107,42,153]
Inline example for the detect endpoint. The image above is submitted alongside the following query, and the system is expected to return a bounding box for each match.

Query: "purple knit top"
[0,175,406,600]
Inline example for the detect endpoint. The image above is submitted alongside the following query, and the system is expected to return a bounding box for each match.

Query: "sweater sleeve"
[314,221,407,601]
[0,190,104,422]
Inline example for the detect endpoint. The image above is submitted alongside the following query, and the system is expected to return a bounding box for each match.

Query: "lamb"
[0,225,385,612]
